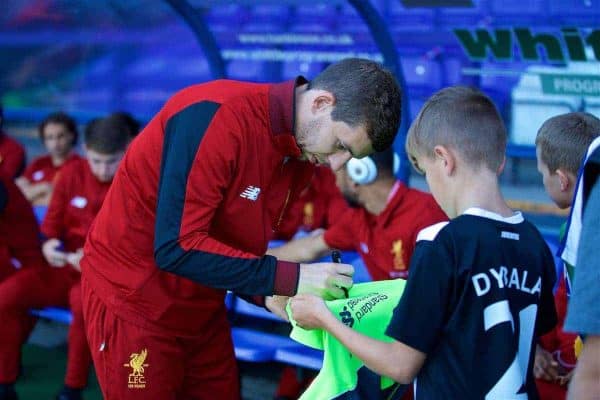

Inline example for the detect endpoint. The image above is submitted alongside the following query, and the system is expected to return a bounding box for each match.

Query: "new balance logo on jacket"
[240,186,261,201]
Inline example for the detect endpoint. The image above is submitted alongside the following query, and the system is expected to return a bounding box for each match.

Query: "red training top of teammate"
[324,181,447,281]
[0,132,26,180]
[275,166,349,240]
[0,177,46,275]
[41,157,111,252]
[82,79,314,336]
[23,153,82,184]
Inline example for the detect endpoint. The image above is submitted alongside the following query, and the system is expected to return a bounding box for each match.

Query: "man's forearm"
[267,234,329,262]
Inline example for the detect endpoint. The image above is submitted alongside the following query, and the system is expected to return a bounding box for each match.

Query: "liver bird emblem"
[128,348,148,376]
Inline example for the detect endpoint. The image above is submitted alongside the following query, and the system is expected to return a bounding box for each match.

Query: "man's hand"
[265,295,290,321]
[42,238,67,267]
[297,262,353,300]
[66,248,84,272]
[534,345,560,381]
[289,294,332,330]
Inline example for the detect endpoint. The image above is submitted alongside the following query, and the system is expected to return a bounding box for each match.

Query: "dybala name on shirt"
[471,266,541,297]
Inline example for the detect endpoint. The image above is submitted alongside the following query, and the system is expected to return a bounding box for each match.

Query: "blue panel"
[204,4,249,25]
[226,60,271,82]
[548,0,600,18]
[295,4,338,19]
[250,4,291,22]
[401,57,443,88]
[281,61,326,80]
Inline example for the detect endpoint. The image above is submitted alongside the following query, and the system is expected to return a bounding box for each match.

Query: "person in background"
[274,165,349,242]
[0,116,130,400]
[533,112,600,400]
[16,112,81,206]
[109,111,141,139]
[0,105,26,181]
[269,147,447,282]
[564,142,600,400]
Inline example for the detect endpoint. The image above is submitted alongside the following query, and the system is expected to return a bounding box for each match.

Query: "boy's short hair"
[38,112,78,146]
[406,86,506,173]
[84,115,130,154]
[535,112,600,175]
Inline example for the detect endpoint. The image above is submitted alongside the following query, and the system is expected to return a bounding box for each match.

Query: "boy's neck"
[452,168,514,218]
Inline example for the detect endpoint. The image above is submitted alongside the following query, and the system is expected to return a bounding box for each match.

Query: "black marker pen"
[331,250,349,298]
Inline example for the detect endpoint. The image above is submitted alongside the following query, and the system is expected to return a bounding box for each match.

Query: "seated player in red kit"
[0,105,26,181]
[16,112,81,206]
[0,115,130,400]
[275,165,349,241]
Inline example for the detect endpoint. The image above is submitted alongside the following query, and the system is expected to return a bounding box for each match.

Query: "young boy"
[533,112,600,399]
[0,115,130,400]
[290,86,558,399]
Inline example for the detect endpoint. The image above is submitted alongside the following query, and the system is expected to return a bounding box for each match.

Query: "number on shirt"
[483,300,537,400]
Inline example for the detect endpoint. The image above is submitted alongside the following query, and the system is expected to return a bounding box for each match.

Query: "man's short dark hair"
[309,58,401,152]
[370,147,395,178]
[38,112,79,146]
[85,115,131,154]
[536,112,600,175]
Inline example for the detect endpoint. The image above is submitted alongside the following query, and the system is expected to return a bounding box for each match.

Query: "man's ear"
[556,169,574,192]
[311,91,335,114]
[433,145,455,175]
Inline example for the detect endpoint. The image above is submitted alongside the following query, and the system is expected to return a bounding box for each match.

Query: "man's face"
[43,122,74,159]
[85,148,124,183]
[296,106,373,172]
[536,147,569,209]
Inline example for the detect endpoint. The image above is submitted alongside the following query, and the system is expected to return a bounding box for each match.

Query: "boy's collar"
[462,207,524,224]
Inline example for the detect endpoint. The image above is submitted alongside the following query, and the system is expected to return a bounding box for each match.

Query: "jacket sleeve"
[40,168,68,240]
[153,102,299,297]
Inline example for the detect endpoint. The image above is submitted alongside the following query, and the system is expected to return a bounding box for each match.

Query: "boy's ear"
[433,145,455,175]
[497,155,506,176]
[555,169,574,192]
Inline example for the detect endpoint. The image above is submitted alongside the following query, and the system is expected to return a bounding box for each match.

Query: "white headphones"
[346,156,378,185]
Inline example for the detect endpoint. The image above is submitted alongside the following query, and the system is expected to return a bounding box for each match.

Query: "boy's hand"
[289,294,331,330]
[42,239,67,267]
[265,295,290,321]
[297,262,353,300]
[557,369,574,386]
[534,345,560,381]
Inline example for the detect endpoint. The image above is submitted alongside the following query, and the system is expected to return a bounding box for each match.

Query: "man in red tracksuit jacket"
[80,58,402,399]
[0,116,131,400]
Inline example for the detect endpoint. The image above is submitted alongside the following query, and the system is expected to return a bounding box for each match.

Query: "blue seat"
[275,345,323,370]
[233,296,284,322]
[33,205,47,225]
[30,307,73,324]
[231,327,299,362]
